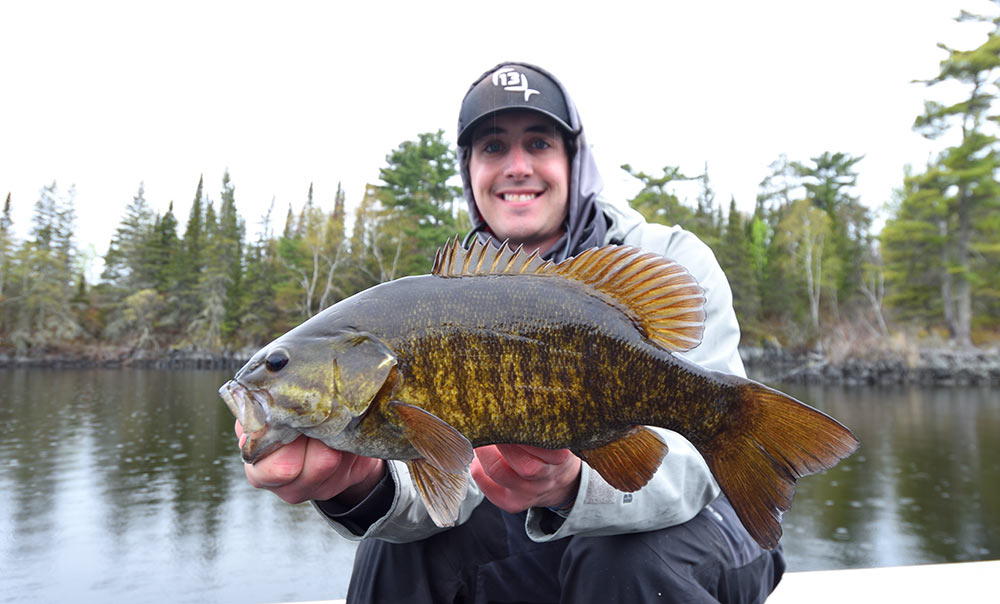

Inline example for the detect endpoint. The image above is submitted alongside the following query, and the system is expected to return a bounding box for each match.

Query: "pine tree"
[754,157,799,333]
[0,193,13,302]
[149,202,180,292]
[621,164,698,227]
[167,176,207,341]
[716,198,759,334]
[883,166,957,328]
[792,152,869,313]
[190,196,227,348]
[893,7,1000,345]
[375,130,462,275]
[0,193,15,336]
[240,198,285,343]
[216,170,245,339]
[689,164,722,249]
[102,182,156,292]
[14,182,81,348]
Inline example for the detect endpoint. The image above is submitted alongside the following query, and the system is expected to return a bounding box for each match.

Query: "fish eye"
[265,349,289,372]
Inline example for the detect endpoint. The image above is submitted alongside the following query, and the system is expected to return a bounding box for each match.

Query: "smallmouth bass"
[220,239,859,549]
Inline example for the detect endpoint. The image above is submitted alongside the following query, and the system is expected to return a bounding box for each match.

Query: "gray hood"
[458,62,608,262]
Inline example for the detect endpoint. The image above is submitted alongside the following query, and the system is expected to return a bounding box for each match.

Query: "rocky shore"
[2,345,998,386]
[0,347,253,370]
[742,346,1000,386]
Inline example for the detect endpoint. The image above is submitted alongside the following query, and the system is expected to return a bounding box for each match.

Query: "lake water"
[0,368,997,603]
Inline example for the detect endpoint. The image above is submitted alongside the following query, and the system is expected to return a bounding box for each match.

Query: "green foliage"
[166,176,208,336]
[239,200,286,344]
[716,198,760,331]
[881,10,1000,345]
[882,171,949,323]
[0,194,14,311]
[372,130,463,276]
[792,151,870,309]
[276,182,348,321]
[102,183,157,292]
[621,164,698,227]
[775,199,836,337]
[104,288,165,349]
[4,182,82,350]
[6,9,1000,356]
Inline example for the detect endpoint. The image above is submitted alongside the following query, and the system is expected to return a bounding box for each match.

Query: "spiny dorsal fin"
[431,238,705,352]
[433,237,553,277]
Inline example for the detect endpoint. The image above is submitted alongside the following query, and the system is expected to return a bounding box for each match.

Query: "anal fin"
[576,426,668,492]
[407,458,469,527]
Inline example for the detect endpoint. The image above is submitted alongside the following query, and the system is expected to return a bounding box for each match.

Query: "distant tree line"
[1,10,998,356]
[0,130,467,355]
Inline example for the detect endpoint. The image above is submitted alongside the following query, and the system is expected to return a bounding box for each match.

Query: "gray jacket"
[315,194,743,543]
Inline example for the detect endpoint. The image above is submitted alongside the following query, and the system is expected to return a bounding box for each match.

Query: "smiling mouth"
[500,192,540,202]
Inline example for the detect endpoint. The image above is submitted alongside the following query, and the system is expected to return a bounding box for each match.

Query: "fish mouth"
[219,380,284,464]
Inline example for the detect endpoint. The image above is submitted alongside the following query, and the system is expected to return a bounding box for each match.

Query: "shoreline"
[1,346,998,386]
[742,346,1000,386]
[0,347,252,371]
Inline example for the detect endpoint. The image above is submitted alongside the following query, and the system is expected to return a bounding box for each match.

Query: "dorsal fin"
[431,238,706,352]
[433,237,553,276]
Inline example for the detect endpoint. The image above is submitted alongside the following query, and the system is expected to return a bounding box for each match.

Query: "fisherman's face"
[468,111,570,255]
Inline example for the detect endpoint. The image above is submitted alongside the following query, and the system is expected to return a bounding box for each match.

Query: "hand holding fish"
[236,421,385,506]
[471,444,581,514]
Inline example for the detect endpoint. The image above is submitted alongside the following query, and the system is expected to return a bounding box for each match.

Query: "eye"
[482,140,504,154]
[265,349,289,372]
[529,138,552,151]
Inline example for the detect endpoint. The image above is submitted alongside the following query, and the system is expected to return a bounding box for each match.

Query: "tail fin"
[704,382,859,550]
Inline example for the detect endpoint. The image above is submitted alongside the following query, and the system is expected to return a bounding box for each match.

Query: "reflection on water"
[777,382,1000,570]
[0,369,357,604]
[0,370,997,602]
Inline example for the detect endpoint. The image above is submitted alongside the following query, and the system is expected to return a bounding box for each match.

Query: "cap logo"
[491,67,539,101]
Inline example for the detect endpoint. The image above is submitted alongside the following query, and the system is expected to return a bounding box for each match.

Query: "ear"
[332,331,399,414]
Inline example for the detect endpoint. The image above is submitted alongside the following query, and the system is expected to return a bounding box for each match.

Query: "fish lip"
[220,380,275,422]
[240,437,284,465]
[218,381,243,419]
[219,380,279,463]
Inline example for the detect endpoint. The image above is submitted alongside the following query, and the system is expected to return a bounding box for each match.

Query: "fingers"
[471,445,581,514]
[243,434,310,490]
[496,444,571,477]
[239,430,385,505]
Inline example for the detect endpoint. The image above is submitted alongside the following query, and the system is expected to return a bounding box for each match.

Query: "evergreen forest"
[2,13,999,360]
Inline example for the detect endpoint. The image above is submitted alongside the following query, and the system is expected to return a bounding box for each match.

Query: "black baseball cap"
[457,63,574,146]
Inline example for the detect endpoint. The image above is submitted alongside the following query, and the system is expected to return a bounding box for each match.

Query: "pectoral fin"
[576,426,669,492]
[407,458,469,527]
[389,402,474,473]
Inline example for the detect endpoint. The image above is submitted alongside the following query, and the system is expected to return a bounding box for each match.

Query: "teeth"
[502,193,538,202]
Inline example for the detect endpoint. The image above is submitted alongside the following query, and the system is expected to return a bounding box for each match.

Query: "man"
[238,62,785,603]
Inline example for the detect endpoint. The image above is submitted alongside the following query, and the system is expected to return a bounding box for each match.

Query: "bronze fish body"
[220,240,859,549]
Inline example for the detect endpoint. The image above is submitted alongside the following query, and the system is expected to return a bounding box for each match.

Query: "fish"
[219,238,859,549]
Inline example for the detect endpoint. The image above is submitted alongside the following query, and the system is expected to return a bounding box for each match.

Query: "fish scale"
[220,239,858,549]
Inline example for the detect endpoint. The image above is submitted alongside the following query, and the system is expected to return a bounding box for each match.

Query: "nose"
[503,145,532,180]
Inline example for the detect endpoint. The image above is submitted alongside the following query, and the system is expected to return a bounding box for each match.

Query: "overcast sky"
[1,0,995,272]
